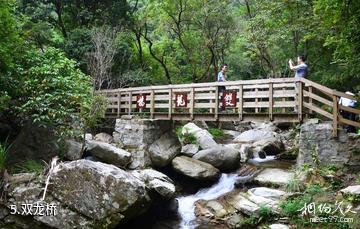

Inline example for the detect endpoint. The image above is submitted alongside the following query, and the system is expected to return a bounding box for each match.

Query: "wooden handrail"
[99,77,296,93]
[99,77,360,137]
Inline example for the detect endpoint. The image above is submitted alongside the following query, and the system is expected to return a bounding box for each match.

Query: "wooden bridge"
[99,77,360,137]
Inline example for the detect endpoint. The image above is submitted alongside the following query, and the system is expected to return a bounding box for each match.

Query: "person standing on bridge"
[217,64,228,111]
[288,55,308,78]
[289,55,308,112]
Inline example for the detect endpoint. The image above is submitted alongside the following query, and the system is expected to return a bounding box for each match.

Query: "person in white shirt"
[339,91,357,133]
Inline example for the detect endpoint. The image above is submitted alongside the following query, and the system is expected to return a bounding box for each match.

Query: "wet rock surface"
[172,156,220,181]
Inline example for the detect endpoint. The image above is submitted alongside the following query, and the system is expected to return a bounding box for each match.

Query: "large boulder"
[5,174,95,229]
[251,122,279,132]
[50,160,151,227]
[64,139,82,161]
[94,132,114,143]
[254,168,294,186]
[233,129,278,143]
[113,118,171,148]
[297,121,360,168]
[196,187,287,221]
[172,156,220,181]
[148,132,181,167]
[86,140,132,168]
[193,145,240,170]
[182,123,218,149]
[181,144,199,157]
[252,137,285,156]
[340,185,360,195]
[127,145,152,170]
[131,169,176,199]
[6,123,59,166]
[227,187,286,215]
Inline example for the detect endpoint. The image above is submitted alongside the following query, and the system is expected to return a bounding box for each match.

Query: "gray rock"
[86,140,132,168]
[131,169,176,199]
[172,156,220,180]
[340,185,360,195]
[193,120,208,129]
[113,118,171,148]
[94,132,114,143]
[223,130,242,138]
[7,122,59,166]
[227,193,260,215]
[85,133,93,141]
[254,168,294,186]
[233,129,278,143]
[34,199,94,229]
[127,146,152,169]
[252,137,285,155]
[251,122,279,132]
[5,178,93,229]
[193,145,240,170]
[226,187,287,216]
[297,122,360,168]
[181,144,199,157]
[205,200,227,218]
[220,121,253,132]
[226,214,244,229]
[182,123,218,149]
[148,132,181,167]
[64,139,82,160]
[51,160,151,226]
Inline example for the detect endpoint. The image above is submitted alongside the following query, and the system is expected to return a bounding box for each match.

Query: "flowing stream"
[176,173,238,229]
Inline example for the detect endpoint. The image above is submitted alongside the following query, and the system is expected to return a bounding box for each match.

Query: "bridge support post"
[150,90,155,119]
[117,92,121,117]
[332,95,338,137]
[238,85,243,121]
[297,81,303,122]
[168,89,172,120]
[190,88,194,120]
[308,86,314,116]
[269,83,273,121]
[128,92,132,115]
[215,86,219,120]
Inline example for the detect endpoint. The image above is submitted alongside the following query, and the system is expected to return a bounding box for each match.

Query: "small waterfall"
[177,173,238,229]
[248,155,276,164]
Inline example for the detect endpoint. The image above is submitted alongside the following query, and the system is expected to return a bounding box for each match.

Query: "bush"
[175,126,197,145]
[286,175,305,192]
[0,143,7,171]
[15,160,44,174]
[259,205,272,219]
[208,127,224,138]
[18,48,93,136]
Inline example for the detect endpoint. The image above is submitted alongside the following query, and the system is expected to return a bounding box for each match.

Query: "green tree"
[18,48,93,136]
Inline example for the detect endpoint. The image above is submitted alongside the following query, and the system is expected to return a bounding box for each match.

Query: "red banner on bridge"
[136,94,146,108]
[175,93,188,108]
[222,90,237,107]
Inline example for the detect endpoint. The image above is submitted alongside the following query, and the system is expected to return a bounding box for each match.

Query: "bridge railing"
[99,78,298,121]
[300,77,360,136]
[98,77,360,137]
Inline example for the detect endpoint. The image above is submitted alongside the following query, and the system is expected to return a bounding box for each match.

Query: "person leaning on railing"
[217,64,228,111]
[339,91,357,133]
[289,55,308,112]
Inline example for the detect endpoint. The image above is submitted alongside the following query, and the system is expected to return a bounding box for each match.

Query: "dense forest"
[1,0,360,130]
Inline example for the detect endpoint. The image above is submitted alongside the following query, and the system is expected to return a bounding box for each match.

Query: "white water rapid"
[176,173,238,229]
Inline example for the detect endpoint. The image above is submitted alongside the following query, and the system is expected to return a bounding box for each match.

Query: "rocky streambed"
[2,117,360,229]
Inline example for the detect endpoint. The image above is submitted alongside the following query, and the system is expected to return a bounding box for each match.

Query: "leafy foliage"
[208,127,224,138]
[175,126,197,145]
[15,160,44,174]
[18,48,92,134]
[0,143,8,171]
